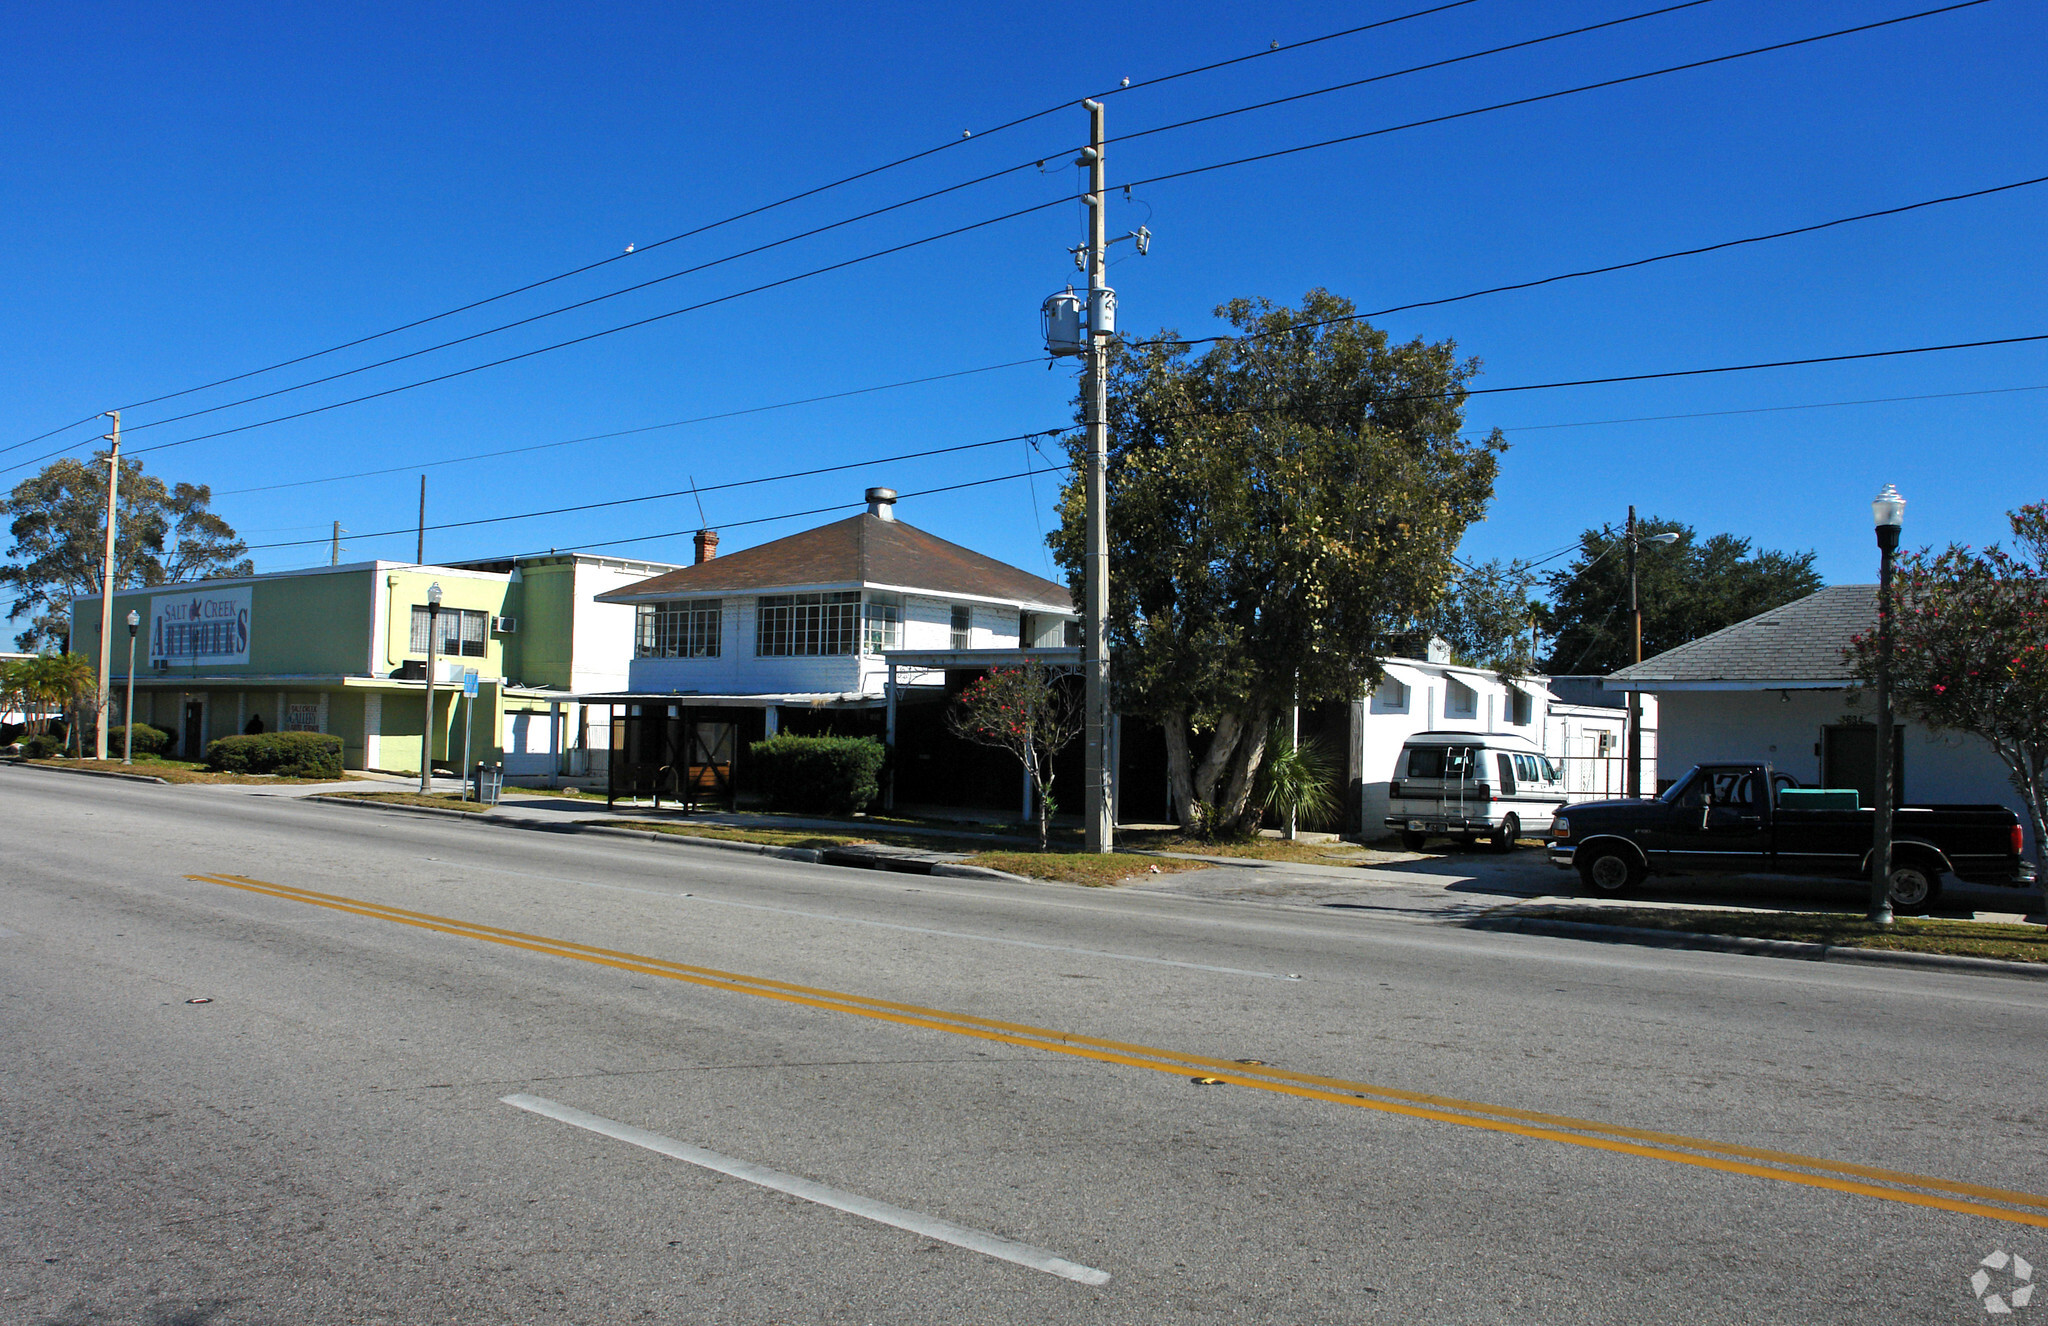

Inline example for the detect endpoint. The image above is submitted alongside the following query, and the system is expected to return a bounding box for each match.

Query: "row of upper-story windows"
[633,593,1028,659]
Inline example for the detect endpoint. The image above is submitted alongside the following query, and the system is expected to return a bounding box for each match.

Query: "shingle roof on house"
[595,512,1073,611]
[1609,584,1873,684]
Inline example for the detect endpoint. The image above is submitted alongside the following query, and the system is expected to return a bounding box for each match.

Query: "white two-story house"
[585,488,1075,803]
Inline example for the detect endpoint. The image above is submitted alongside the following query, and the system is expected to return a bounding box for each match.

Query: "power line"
[78,5,1700,450]
[248,328,2048,559]
[1121,1,1994,196]
[0,192,1082,478]
[222,169,2048,500]
[240,427,1069,551]
[5,0,1478,454]
[5,2,1995,476]
[1113,0,1720,150]
[1137,172,2048,349]
[251,463,1076,572]
[1487,381,2048,435]
[216,358,1042,496]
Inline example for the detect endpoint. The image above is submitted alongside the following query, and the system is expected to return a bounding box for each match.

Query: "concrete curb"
[1470,915,2048,981]
[301,794,1041,880]
[5,759,170,786]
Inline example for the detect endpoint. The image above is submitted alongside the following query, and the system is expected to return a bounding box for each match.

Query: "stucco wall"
[1655,687,2034,853]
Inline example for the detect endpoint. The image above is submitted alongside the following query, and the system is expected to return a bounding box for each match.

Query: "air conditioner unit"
[492,616,518,634]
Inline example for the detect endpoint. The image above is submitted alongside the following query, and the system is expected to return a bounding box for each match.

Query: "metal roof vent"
[866,487,897,521]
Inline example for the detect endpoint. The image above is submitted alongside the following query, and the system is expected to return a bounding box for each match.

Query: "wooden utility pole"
[94,411,121,761]
[416,476,426,566]
[331,521,345,566]
[1081,97,1113,854]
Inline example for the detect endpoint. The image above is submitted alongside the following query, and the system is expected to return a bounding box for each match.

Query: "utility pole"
[1625,506,1642,798]
[1081,97,1113,854]
[331,521,346,566]
[94,411,121,761]
[416,476,427,566]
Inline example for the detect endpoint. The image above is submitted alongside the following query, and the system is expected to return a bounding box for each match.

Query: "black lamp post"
[1868,483,1905,927]
[123,609,139,764]
[421,582,442,794]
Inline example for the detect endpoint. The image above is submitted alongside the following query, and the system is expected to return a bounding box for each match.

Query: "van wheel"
[1579,847,1642,895]
[1489,815,1520,853]
[1399,831,1429,851]
[1885,862,1942,913]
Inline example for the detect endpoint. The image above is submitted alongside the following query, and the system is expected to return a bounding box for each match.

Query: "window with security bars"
[410,606,489,657]
[950,605,972,650]
[635,600,723,658]
[862,593,900,654]
[756,592,860,656]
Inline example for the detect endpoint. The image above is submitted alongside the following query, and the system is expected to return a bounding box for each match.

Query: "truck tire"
[1489,814,1520,853]
[1578,845,1643,895]
[1885,861,1943,913]
[1399,830,1429,851]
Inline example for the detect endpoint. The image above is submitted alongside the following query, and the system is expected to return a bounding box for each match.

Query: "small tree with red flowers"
[947,662,1083,850]
[1848,502,2048,857]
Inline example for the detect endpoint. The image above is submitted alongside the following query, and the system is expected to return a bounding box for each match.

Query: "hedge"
[748,734,886,815]
[204,731,344,778]
[108,723,172,758]
[20,734,65,760]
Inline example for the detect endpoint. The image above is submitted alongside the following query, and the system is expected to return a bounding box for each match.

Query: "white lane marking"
[501,1093,1110,1286]
[443,860,1301,982]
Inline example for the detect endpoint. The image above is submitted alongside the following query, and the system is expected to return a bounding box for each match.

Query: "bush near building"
[204,732,343,779]
[107,723,172,758]
[749,735,886,815]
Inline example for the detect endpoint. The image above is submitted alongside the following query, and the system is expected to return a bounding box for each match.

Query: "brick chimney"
[693,529,719,564]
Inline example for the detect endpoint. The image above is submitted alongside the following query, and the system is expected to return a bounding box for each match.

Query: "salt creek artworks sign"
[149,586,252,667]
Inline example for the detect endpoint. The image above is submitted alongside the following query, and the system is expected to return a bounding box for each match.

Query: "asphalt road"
[4,766,2044,1325]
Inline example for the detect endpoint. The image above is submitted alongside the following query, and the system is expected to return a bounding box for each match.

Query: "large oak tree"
[1050,290,1503,835]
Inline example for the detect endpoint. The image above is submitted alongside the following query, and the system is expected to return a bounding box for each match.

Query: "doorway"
[183,700,205,759]
[1820,724,1906,806]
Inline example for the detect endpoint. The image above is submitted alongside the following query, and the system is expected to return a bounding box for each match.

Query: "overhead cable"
[1121,1,1994,196]
[1136,173,2048,349]
[217,358,1043,496]
[240,427,1069,551]
[6,0,1478,451]
[87,3,1702,448]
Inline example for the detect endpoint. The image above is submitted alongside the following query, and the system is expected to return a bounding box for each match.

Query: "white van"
[1385,732,1567,851]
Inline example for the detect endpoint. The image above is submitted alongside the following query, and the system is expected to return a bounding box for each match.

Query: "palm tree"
[12,653,96,747]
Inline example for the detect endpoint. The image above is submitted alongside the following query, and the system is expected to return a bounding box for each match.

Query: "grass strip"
[321,790,494,813]
[963,851,1211,887]
[592,820,882,850]
[1514,905,2048,964]
[23,756,347,785]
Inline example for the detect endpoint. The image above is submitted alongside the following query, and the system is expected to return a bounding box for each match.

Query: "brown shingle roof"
[1609,584,1872,684]
[595,513,1073,611]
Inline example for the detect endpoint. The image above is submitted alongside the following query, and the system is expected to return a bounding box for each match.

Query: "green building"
[71,554,676,776]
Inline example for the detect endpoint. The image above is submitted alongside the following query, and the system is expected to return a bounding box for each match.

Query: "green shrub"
[204,731,344,778]
[108,723,172,758]
[748,734,886,815]
[21,734,64,759]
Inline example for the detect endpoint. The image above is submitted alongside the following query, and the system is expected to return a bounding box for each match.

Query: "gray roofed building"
[1607,584,1875,690]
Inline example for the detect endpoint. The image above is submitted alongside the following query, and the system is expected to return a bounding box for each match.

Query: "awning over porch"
[568,691,880,709]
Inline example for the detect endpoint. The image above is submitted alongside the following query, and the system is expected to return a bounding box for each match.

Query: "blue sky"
[4,0,2043,626]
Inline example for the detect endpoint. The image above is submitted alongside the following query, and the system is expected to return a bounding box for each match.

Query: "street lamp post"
[123,609,139,764]
[421,582,442,794]
[1869,484,1906,927]
[1624,507,1681,797]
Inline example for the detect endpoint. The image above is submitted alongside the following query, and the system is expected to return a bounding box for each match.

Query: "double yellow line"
[189,871,2048,1228]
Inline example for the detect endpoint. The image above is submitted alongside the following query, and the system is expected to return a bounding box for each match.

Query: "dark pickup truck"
[1548,762,2036,911]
